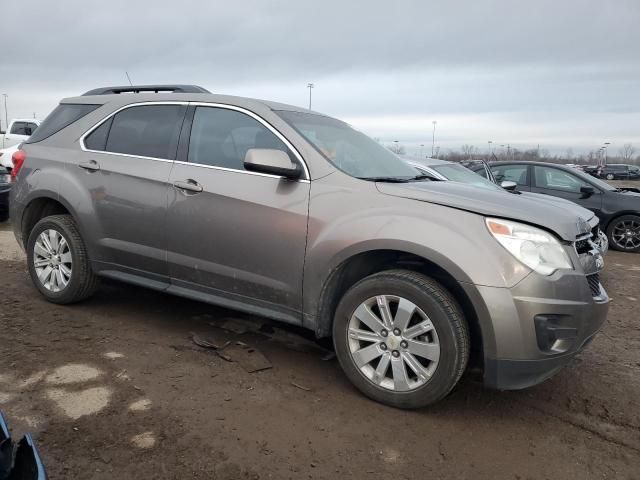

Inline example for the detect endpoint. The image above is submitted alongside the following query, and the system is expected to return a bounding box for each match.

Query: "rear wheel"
[27,214,99,303]
[333,270,469,408]
[607,215,640,252]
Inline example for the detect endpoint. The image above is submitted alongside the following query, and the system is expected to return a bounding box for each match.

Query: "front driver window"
[491,165,528,186]
[534,166,588,193]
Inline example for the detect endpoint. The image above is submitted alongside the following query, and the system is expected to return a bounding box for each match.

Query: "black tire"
[333,270,469,409]
[606,215,640,253]
[27,214,99,303]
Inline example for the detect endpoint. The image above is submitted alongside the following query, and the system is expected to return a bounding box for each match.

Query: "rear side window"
[84,117,113,151]
[26,104,100,143]
[10,121,38,136]
[103,105,186,160]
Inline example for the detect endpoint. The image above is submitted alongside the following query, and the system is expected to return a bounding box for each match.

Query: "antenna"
[125,71,133,86]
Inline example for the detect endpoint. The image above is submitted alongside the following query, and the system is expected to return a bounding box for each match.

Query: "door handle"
[173,179,203,193]
[79,160,100,171]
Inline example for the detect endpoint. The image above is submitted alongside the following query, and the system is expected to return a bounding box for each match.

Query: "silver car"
[10,84,608,408]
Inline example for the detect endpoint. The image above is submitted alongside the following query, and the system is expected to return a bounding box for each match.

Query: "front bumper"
[466,265,609,390]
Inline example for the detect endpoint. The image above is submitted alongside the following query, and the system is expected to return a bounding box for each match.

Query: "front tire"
[333,270,469,408]
[27,214,99,303]
[606,215,640,252]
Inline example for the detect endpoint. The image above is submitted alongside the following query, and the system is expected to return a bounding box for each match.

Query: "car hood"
[377,181,594,241]
[517,191,596,224]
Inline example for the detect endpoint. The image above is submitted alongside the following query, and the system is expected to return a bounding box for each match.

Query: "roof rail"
[82,84,211,96]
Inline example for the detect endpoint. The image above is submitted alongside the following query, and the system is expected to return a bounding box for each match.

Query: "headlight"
[486,218,573,275]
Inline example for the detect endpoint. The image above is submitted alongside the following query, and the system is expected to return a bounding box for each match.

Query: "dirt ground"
[1,218,639,480]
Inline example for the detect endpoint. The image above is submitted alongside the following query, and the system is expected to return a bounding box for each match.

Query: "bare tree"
[620,143,636,161]
[387,143,406,155]
[461,144,476,158]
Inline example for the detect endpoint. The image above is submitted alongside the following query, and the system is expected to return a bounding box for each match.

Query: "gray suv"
[10,85,608,408]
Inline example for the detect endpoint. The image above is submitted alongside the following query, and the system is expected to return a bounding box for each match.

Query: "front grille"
[587,273,601,297]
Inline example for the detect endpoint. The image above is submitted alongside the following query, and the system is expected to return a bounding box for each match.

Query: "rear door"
[77,102,187,280]
[165,104,310,320]
[530,164,603,215]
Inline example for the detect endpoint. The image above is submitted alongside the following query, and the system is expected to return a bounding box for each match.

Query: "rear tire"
[333,270,469,409]
[606,215,640,253]
[27,214,99,304]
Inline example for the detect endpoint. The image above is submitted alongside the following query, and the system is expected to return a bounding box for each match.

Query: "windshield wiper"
[357,176,411,183]
[409,174,441,182]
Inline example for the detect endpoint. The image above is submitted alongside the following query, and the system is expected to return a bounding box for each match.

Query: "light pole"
[307,83,314,110]
[603,142,611,166]
[420,143,424,158]
[488,140,493,159]
[431,121,437,157]
[1,94,7,132]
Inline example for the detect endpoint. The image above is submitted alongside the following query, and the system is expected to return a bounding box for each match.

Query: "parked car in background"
[10,84,608,408]
[490,161,640,252]
[0,119,41,149]
[597,164,640,181]
[0,144,20,170]
[0,166,10,222]
[408,158,607,254]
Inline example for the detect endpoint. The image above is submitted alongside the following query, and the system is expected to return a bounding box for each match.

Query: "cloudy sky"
[1,0,638,155]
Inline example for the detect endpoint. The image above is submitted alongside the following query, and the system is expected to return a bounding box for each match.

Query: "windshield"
[276,110,419,179]
[430,163,503,191]
[575,169,617,191]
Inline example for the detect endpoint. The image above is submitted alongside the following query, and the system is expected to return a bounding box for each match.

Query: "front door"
[166,105,310,320]
[530,165,603,216]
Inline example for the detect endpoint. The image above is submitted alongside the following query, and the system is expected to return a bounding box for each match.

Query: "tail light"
[11,150,26,182]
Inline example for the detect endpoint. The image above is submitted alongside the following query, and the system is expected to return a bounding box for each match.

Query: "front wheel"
[27,214,99,303]
[607,215,640,252]
[333,270,469,408]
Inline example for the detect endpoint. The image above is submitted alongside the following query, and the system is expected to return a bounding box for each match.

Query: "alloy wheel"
[347,295,440,392]
[33,229,73,292]
[612,219,640,250]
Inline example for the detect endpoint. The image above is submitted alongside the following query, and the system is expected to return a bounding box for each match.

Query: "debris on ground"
[291,382,312,392]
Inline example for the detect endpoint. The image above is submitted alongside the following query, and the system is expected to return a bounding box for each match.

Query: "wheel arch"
[20,195,74,248]
[313,247,489,369]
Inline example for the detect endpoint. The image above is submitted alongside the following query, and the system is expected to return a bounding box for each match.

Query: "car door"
[166,105,310,320]
[530,165,603,215]
[489,164,531,191]
[77,103,187,280]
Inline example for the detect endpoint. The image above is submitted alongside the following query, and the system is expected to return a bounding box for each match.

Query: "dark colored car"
[489,161,640,252]
[597,164,640,181]
[0,167,11,222]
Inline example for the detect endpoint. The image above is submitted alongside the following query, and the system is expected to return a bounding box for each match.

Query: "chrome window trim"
[79,100,311,181]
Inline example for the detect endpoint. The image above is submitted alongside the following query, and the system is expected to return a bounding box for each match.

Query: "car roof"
[60,92,323,116]
[489,161,576,170]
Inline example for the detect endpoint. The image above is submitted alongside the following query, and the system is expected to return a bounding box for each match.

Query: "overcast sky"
[1,0,638,155]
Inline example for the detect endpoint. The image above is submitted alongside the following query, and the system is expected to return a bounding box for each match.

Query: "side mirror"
[500,180,517,191]
[244,148,301,179]
[580,186,595,198]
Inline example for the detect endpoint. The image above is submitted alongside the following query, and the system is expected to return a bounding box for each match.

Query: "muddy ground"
[1,218,639,479]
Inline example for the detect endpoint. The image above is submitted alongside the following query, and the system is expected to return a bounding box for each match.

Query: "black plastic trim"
[82,84,210,96]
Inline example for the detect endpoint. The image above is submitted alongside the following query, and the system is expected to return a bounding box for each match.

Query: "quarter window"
[100,105,186,160]
[188,107,291,171]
